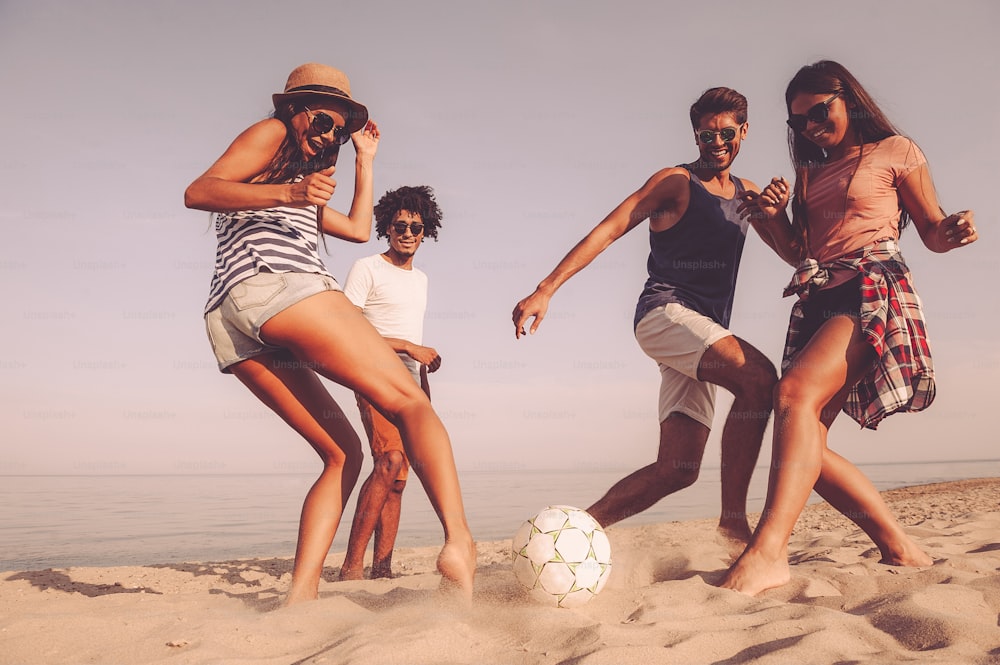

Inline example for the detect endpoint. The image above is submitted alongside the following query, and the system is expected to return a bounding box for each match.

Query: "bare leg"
[261,291,475,598]
[587,334,773,532]
[810,394,932,567]
[230,350,364,605]
[813,449,932,566]
[719,316,875,595]
[339,451,406,580]
[697,336,776,545]
[372,479,406,578]
[587,413,709,528]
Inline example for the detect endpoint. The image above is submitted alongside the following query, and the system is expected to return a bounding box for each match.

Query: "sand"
[2,478,999,665]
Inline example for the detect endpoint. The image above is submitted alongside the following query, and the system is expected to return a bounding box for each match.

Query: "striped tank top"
[205,204,335,313]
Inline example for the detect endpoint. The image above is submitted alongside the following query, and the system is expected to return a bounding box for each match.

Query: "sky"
[1,0,997,478]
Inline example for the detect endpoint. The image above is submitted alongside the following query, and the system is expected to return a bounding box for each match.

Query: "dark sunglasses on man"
[391,222,424,236]
[696,126,742,144]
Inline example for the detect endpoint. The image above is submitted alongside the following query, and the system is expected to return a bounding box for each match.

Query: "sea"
[3,460,999,572]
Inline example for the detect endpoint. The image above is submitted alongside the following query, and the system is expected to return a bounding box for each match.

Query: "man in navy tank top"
[513,88,777,550]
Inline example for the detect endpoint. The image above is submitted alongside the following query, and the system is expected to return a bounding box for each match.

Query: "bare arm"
[184,118,381,243]
[184,119,333,211]
[738,176,803,266]
[382,337,442,373]
[897,164,977,253]
[317,121,381,243]
[420,364,431,401]
[512,168,689,338]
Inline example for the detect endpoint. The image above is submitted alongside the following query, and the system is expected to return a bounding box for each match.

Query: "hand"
[352,120,380,160]
[512,290,550,339]
[407,344,442,372]
[288,166,336,207]
[738,176,789,222]
[941,210,977,248]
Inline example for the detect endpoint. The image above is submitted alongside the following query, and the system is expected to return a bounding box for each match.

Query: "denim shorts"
[205,271,341,373]
[634,302,733,427]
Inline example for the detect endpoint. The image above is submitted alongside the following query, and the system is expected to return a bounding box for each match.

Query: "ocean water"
[2,460,999,572]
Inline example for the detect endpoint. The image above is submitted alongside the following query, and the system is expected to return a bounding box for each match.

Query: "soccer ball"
[511,505,612,608]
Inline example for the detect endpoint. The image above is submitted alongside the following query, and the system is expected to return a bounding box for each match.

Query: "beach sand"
[2,478,998,665]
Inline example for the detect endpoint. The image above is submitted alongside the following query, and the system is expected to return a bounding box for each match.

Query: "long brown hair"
[785,60,905,253]
[250,98,343,252]
[253,99,341,185]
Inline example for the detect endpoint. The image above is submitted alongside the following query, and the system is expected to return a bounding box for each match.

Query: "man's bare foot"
[337,567,364,581]
[436,538,476,602]
[717,548,790,596]
[371,564,394,579]
[717,521,752,562]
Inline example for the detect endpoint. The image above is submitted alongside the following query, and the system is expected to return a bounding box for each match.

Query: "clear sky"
[1,0,997,476]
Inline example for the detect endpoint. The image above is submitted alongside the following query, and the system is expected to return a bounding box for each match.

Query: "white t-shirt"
[343,253,428,381]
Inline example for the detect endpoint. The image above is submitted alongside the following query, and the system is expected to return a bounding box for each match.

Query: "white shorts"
[634,303,733,427]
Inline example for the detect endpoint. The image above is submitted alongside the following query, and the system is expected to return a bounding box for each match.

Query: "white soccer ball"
[511,505,612,608]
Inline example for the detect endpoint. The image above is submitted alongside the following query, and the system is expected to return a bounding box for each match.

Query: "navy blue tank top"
[633,169,749,330]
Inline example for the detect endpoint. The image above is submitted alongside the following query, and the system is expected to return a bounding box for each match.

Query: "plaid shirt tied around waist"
[782,239,935,430]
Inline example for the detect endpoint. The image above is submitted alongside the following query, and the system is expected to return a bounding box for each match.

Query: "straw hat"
[272,63,369,134]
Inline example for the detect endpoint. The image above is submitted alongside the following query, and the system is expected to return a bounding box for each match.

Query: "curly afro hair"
[374,185,443,241]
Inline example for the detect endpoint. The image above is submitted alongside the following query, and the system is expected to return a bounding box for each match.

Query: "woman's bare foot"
[282,582,319,607]
[718,548,791,596]
[879,541,933,568]
[436,538,476,602]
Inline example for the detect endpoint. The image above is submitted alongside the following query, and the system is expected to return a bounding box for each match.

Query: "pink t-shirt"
[805,135,926,268]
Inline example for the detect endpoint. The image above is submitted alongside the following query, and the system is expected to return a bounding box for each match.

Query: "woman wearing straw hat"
[185,63,476,604]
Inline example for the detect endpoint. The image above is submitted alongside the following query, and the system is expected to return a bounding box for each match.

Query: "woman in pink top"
[721,60,978,595]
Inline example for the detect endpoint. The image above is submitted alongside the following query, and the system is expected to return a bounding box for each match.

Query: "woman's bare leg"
[260,291,476,598]
[813,448,933,566]
[810,393,932,567]
[719,315,874,595]
[230,350,364,605]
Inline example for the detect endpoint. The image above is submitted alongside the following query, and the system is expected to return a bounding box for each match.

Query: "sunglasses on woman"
[696,126,741,144]
[304,107,352,145]
[786,91,842,133]
[391,222,424,235]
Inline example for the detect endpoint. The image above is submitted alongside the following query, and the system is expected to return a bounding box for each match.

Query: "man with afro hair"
[339,185,444,580]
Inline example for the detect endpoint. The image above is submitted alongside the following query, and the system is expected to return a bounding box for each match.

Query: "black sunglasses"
[786,91,842,133]
[304,107,351,145]
[697,126,741,144]
[391,222,424,235]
